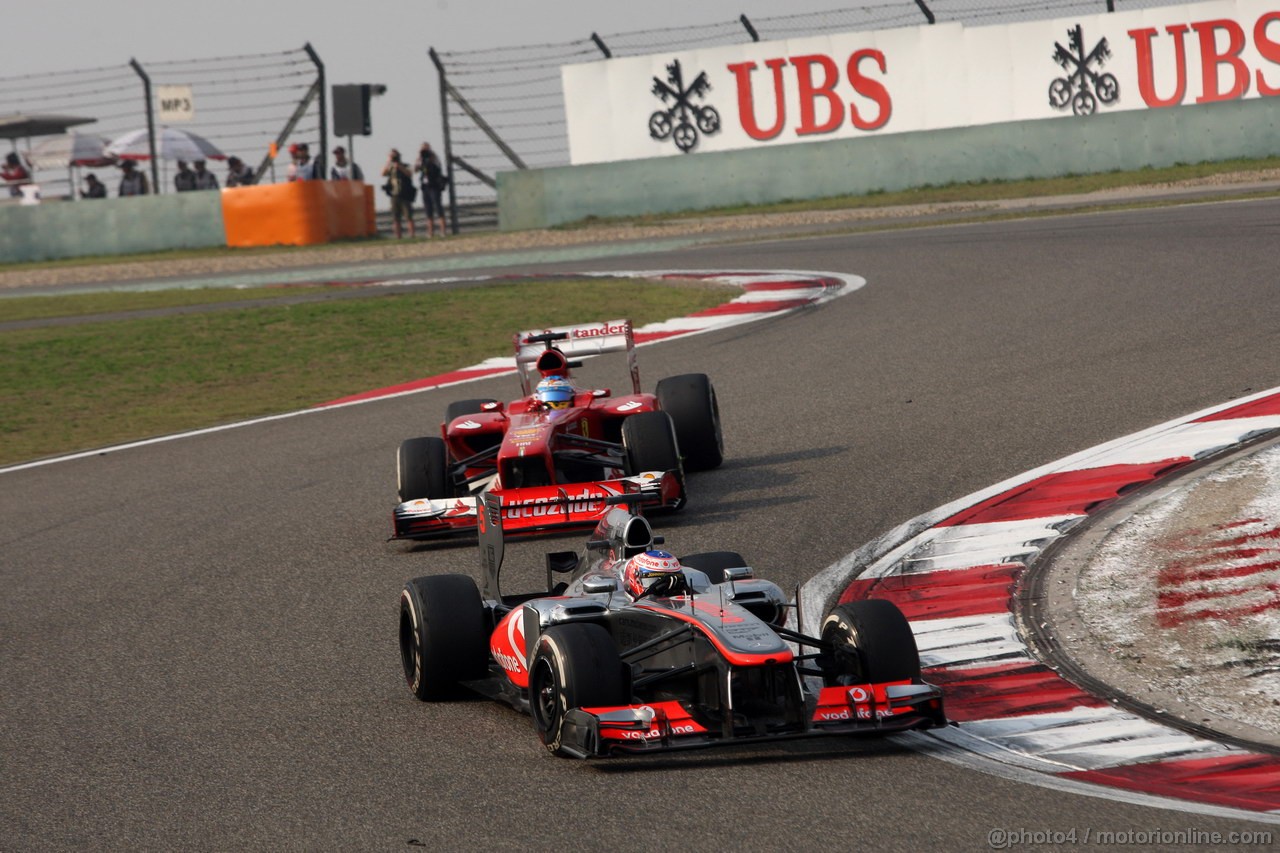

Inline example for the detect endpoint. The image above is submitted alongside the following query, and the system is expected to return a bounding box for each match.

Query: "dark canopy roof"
[0,113,97,140]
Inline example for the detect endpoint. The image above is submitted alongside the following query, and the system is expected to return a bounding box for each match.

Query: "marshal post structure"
[498,0,1279,229]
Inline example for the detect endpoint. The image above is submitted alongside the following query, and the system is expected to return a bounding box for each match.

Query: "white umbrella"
[106,127,226,162]
[27,132,115,169]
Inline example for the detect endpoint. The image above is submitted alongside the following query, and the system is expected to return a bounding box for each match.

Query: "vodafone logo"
[848,686,870,703]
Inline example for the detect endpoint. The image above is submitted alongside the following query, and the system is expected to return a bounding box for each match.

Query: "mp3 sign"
[156,85,195,123]
[562,0,1279,164]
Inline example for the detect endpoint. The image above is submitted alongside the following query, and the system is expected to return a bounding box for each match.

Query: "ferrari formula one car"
[398,493,949,758]
[392,319,723,540]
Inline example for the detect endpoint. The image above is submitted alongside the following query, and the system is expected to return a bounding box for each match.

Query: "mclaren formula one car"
[393,319,723,540]
[398,493,949,758]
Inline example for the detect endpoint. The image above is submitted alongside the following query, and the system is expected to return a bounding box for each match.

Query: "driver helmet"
[535,375,575,409]
[623,550,686,599]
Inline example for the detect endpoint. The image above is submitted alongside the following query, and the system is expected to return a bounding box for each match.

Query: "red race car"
[393,319,723,540]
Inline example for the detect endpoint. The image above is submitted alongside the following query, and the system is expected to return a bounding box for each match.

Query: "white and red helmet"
[623,550,686,599]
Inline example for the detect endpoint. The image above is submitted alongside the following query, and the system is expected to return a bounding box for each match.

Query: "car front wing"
[557,680,949,759]
[391,471,684,540]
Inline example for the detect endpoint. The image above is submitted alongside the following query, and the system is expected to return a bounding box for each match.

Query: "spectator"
[381,148,416,238]
[2,152,31,197]
[415,142,448,237]
[192,160,219,190]
[330,145,363,181]
[118,160,149,196]
[287,143,317,181]
[225,156,255,187]
[80,173,106,199]
[174,160,197,192]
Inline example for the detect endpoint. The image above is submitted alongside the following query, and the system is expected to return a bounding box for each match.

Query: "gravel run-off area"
[1069,441,1280,743]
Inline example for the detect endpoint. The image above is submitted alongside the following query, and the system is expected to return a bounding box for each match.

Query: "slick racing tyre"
[820,599,921,686]
[655,373,723,471]
[444,398,497,424]
[399,574,489,701]
[621,410,682,478]
[398,436,451,502]
[678,551,748,584]
[530,624,628,757]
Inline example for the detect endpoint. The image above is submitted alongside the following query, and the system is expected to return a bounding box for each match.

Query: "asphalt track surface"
[4,197,1279,850]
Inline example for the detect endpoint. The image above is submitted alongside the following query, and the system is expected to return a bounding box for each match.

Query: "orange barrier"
[220,180,376,247]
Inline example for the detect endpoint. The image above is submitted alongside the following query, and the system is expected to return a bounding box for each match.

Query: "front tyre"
[655,373,723,471]
[398,436,451,502]
[678,550,747,584]
[399,574,489,701]
[820,599,921,686]
[529,623,627,757]
[621,410,682,477]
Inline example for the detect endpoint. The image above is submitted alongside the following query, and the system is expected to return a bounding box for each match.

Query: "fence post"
[740,15,760,42]
[128,58,159,193]
[429,48,459,236]
[590,33,612,59]
[915,0,936,24]
[303,43,327,179]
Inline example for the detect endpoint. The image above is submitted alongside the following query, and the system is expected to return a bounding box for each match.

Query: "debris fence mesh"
[434,0,1187,206]
[0,47,320,199]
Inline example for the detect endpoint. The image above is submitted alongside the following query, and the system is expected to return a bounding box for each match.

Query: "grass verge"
[0,278,735,466]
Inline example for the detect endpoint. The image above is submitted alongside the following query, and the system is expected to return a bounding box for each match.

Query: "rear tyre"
[399,574,489,701]
[445,398,497,424]
[820,599,921,686]
[529,623,628,757]
[621,411,682,477]
[398,436,451,502]
[655,373,723,471]
[678,550,747,584]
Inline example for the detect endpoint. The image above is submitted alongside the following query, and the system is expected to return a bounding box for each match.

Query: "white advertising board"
[563,0,1280,164]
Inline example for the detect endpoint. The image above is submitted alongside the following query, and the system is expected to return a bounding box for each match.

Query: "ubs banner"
[562,0,1279,165]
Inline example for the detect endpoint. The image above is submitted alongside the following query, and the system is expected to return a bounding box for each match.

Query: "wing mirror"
[583,576,619,594]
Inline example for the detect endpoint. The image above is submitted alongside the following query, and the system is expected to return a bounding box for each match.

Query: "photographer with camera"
[381,148,417,239]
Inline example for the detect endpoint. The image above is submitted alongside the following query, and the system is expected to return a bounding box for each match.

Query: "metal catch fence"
[1,46,323,201]
[428,0,1186,231]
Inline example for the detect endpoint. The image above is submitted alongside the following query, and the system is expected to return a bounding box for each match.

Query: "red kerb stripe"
[922,661,1107,722]
[691,299,812,316]
[1193,390,1280,422]
[839,564,1022,620]
[937,460,1191,527]
[1063,754,1280,812]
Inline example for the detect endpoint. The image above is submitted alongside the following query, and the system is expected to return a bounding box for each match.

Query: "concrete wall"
[0,192,226,264]
[499,99,1279,230]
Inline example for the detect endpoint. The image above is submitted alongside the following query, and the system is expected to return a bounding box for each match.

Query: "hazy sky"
[9,0,851,181]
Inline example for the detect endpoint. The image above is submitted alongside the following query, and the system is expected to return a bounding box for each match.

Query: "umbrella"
[27,132,115,169]
[0,113,97,140]
[106,127,226,161]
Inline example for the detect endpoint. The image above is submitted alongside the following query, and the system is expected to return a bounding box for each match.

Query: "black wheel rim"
[531,658,559,734]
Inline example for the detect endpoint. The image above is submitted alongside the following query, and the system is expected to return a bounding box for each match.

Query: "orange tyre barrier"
[220,180,376,247]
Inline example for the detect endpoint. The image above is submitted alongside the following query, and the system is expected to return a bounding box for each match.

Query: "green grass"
[0,286,336,322]
[0,278,735,466]
[556,155,1280,228]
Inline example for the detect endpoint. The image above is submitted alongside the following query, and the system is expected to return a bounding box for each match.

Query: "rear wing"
[476,487,669,603]
[514,319,639,396]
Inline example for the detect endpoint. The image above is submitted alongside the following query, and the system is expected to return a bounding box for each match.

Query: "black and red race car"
[398,493,949,758]
[392,319,723,540]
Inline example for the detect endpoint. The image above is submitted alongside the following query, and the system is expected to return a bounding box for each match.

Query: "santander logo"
[571,322,629,339]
